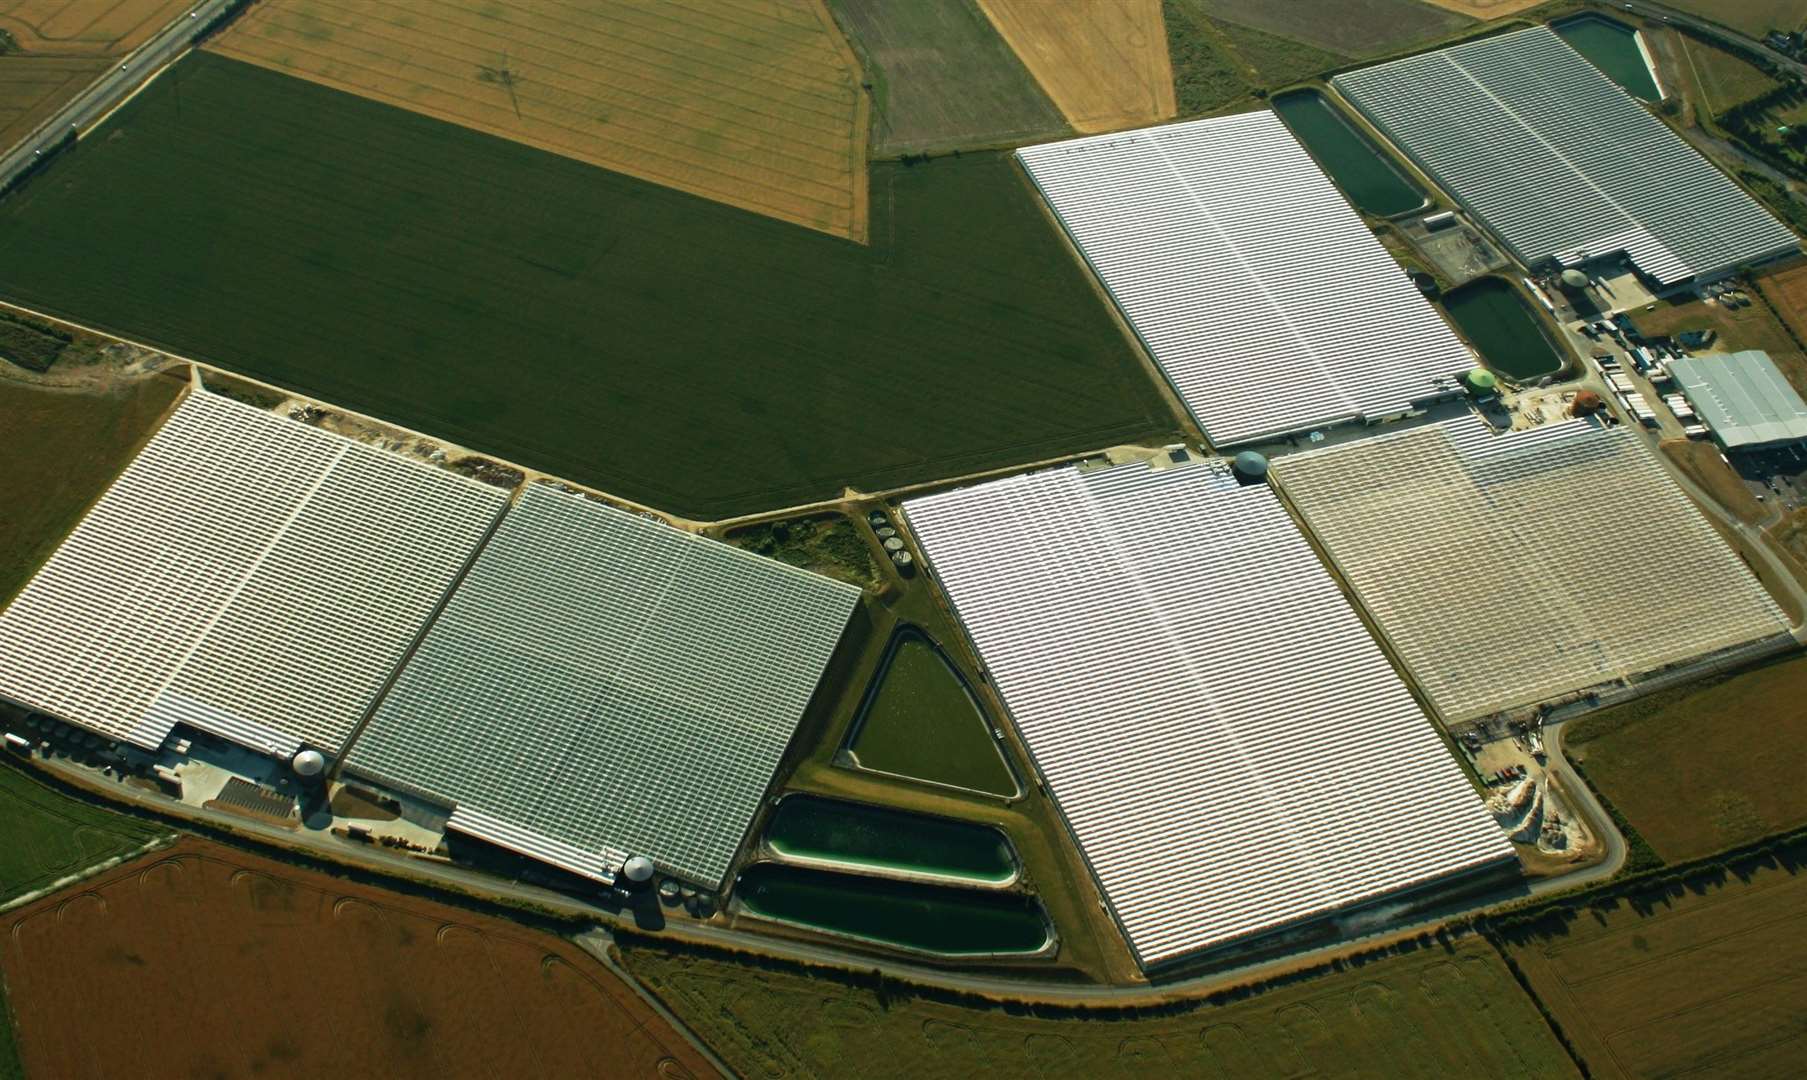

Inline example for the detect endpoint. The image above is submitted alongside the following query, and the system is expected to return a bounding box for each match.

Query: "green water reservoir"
[1555,15,1661,102]
[737,864,1049,955]
[1273,90,1425,217]
[767,795,1016,883]
[847,627,1016,796]
[1442,277,1565,382]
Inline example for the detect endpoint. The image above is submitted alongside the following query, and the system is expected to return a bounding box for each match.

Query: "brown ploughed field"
[976,0,1175,133]
[207,0,870,240]
[0,838,711,1079]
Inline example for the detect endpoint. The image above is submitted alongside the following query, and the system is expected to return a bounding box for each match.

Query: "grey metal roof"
[1016,111,1473,447]
[1668,350,1807,449]
[1272,416,1789,722]
[0,390,507,756]
[345,484,859,888]
[904,458,1511,968]
[1333,27,1799,284]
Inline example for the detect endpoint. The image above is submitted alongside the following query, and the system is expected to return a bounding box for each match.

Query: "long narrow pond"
[737,864,1050,955]
[1272,90,1424,217]
[1442,277,1565,382]
[1555,15,1661,102]
[766,795,1016,884]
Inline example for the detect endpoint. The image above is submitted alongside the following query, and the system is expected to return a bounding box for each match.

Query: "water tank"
[1231,450,1269,485]
[1464,368,1498,396]
[291,749,327,778]
[1560,268,1590,290]
[622,855,655,883]
[882,536,905,552]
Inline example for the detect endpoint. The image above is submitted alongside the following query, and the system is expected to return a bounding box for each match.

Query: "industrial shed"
[0,390,508,757]
[1016,111,1473,448]
[1273,417,1790,723]
[345,484,860,889]
[903,458,1511,969]
[1667,350,1807,450]
[1333,27,1799,287]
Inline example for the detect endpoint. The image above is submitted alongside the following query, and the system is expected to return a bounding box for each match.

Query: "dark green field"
[0,762,161,906]
[0,54,1173,519]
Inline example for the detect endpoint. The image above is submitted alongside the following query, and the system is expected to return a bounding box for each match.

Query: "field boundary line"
[0,832,175,914]
[573,927,735,1080]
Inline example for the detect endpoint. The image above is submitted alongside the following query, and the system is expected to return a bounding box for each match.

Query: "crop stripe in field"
[0,833,172,914]
[211,3,863,224]
[303,0,861,123]
[219,33,859,210]
[224,8,857,149]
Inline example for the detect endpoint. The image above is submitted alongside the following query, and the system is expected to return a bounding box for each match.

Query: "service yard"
[625,935,1578,1079]
[1499,838,1807,1079]
[209,0,869,239]
[0,52,1174,520]
[0,837,712,1078]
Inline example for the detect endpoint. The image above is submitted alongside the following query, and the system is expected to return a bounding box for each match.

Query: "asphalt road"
[0,0,234,191]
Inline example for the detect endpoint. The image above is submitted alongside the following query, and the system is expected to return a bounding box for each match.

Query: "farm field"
[1564,655,1807,862]
[1499,839,1807,1079]
[1755,261,1807,379]
[0,0,190,54]
[624,936,1579,1078]
[977,0,1175,133]
[1209,17,1345,91]
[1418,0,1542,19]
[1197,0,1473,60]
[1675,32,1781,115]
[208,0,868,239]
[0,370,182,602]
[0,53,1175,519]
[0,56,105,149]
[0,0,192,149]
[0,762,162,907]
[1162,0,1255,115]
[1662,0,1807,38]
[0,837,713,1078]
[827,0,1065,155]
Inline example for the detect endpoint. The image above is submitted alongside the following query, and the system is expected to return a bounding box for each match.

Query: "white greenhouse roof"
[1668,350,1807,449]
[345,484,860,888]
[904,458,1511,968]
[1273,417,1790,722]
[0,390,508,756]
[1016,111,1473,447]
[1333,27,1799,285]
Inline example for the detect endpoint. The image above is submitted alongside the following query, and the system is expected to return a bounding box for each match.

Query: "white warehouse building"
[1016,111,1475,449]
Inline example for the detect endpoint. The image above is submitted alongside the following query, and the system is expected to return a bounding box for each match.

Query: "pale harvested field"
[978,0,1175,133]
[1419,0,1544,18]
[0,56,105,147]
[0,0,190,55]
[0,0,190,148]
[208,0,869,240]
